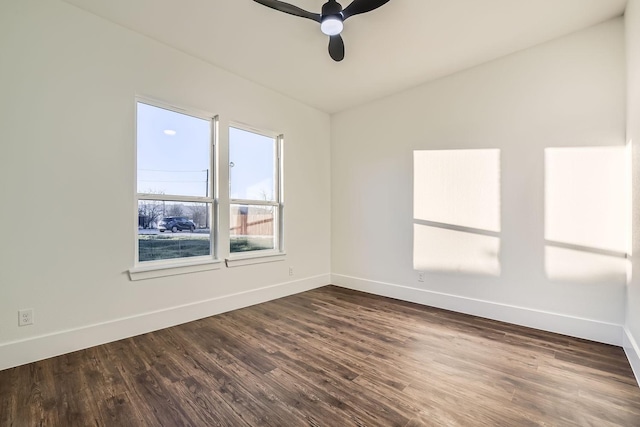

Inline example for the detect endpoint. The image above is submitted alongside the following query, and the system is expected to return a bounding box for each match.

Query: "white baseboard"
[331,274,623,346]
[623,328,640,386]
[0,274,330,371]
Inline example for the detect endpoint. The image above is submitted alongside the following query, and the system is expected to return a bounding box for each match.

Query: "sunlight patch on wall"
[413,149,501,276]
[414,149,501,232]
[545,147,627,252]
[545,246,628,283]
[545,146,629,284]
[414,224,501,276]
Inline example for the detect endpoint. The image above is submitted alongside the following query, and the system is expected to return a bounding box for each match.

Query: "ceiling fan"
[253,0,391,62]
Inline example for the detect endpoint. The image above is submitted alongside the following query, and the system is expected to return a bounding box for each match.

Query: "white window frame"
[226,124,285,267]
[130,97,220,280]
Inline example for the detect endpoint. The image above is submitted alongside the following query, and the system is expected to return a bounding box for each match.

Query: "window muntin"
[229,126,283,255]
[136,100,217,264]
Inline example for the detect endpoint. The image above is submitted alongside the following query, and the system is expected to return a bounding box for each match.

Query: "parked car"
[158,217,196,232]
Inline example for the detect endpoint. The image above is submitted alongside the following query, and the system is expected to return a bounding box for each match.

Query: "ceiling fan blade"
[253,0,321,22]
[328,35,345,61]
[342,0,391,20]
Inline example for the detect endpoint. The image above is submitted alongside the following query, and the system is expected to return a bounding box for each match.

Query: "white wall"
[331,19,627,345]
[625,0,640,380]
[0,0,631,371]
[0,0,331,369]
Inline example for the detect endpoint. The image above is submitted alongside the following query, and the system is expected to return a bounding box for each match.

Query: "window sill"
[225,252,286,268]
[129,259,222,281]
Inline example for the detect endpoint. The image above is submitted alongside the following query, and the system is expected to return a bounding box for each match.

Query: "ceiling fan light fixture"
[253,0,392,61]
[321,16,343,36]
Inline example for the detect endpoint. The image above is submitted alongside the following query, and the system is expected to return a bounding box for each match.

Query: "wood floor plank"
[1,285,639,426]
[166,328,297,426]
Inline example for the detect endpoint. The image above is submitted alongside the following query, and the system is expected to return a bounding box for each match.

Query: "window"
[135,100,217,267]
[229,126,283,256]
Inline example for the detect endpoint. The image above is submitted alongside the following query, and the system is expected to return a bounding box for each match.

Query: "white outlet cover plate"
[18,309,33,326]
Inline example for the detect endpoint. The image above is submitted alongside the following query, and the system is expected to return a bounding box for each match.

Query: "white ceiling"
[63,0,627,113]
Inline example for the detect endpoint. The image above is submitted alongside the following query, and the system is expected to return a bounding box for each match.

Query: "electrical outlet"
[418,272,425,282]
[18,309,33,326]
[289,266,294,276]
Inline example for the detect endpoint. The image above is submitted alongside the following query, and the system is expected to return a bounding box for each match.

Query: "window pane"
[138,200,211,262]
[230,204,275,253]
[137,102,211,197]
[229,127,276,201]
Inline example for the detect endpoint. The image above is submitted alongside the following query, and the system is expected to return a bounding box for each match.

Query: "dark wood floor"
[1,286,639,426]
